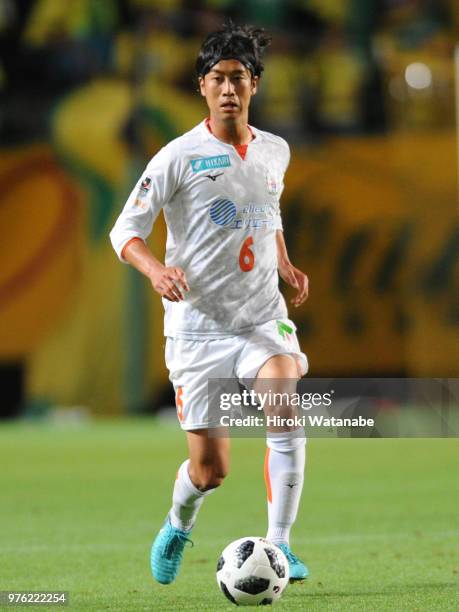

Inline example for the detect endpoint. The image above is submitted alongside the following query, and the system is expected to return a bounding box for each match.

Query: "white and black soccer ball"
[216,537,289,606]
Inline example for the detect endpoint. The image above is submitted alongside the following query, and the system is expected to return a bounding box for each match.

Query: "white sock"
[169,460,213,532]
[264,430,306,546]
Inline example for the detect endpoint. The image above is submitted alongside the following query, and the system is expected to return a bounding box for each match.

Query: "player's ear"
[251,75,259,95]
[199,76,206,97]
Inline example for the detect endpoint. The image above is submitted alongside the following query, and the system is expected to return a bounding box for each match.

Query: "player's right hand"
[150,266,190,302]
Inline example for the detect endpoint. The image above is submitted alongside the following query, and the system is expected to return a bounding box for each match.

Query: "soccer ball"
[216,537,289,606]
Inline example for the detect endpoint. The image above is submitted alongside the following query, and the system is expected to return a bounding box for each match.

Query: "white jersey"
[110,119,290,339]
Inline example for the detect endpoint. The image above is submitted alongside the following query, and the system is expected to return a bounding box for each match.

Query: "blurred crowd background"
[1,0,459,418]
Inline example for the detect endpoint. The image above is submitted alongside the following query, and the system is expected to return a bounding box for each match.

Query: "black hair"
[196,22,271,79]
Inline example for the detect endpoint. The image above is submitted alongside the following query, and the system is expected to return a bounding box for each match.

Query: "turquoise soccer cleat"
[150,516,194,585]
[276,543,309,582]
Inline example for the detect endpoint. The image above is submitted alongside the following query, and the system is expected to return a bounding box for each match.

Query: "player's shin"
[170,459,214,531]
[264,430,306,545]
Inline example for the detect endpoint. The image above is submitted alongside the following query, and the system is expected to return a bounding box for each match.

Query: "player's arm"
[276,230,308,307]
[122,238,189,303]
[110,146,188,302]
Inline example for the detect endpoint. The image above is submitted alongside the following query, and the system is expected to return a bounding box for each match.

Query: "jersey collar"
[200,118,262,146]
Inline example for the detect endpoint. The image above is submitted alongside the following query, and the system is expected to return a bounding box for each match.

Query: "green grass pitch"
[1,420,458,611]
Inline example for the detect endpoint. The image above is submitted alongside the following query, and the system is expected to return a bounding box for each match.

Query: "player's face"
[199,59,258,122]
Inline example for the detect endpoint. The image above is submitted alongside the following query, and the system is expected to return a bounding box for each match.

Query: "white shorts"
[165,318,308,430]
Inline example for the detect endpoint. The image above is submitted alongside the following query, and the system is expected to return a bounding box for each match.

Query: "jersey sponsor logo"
[209,200,276,230]
[190,155,231,172]
[233,204,275,229]
[139,176,152,194]
[209,199,237,226]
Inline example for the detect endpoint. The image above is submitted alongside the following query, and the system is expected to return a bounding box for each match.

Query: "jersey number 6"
[239,236,255,272]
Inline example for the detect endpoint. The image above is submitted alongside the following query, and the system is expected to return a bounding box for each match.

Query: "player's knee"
[256,354,299,382]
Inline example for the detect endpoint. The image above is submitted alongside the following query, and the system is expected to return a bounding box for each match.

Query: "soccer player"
[110,22,309,585]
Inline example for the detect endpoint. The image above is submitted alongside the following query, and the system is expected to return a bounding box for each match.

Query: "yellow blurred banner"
[1,126,458,414]
[282,132,459,376]
[0,146,83,357]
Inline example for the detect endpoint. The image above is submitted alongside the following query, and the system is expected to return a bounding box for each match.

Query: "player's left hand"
[278,262,309,307]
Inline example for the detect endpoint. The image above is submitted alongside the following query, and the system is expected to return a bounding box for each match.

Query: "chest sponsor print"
[209,199,237,226]
[208,199,276,229]
[190,155,231,173]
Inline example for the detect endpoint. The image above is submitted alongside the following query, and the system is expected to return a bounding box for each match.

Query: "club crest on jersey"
[139,176,152,194]
[265,169,280,195]
[190,155,231,173]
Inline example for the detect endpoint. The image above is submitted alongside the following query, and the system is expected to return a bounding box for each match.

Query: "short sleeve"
[109,144,181,262]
